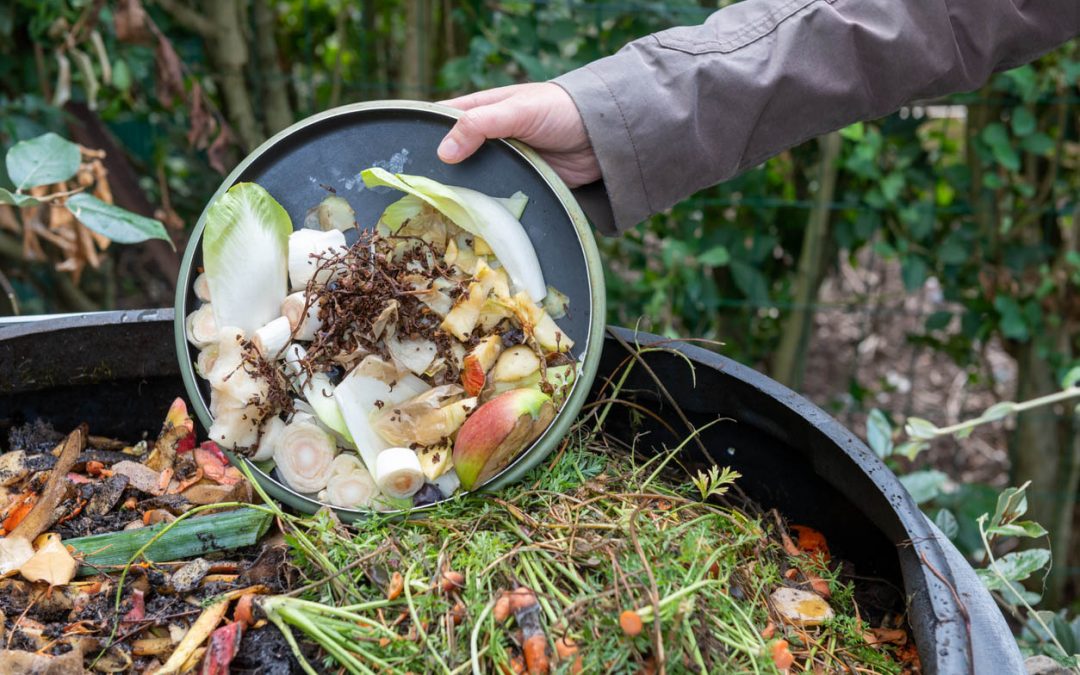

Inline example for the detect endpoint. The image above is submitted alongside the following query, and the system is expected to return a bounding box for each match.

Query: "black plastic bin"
[0,310,1023,674]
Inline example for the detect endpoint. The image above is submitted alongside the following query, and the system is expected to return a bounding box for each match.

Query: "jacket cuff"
[552,66,652,233]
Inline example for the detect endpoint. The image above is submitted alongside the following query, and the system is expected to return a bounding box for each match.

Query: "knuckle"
[458,110,488,137]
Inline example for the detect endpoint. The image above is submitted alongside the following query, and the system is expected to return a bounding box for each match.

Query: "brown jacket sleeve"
[553,0,1080,234]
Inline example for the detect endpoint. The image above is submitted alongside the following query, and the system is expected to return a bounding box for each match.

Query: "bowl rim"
[173,99,606,520]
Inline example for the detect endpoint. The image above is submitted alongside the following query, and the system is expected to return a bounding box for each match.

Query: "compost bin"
[0,310,1023,674]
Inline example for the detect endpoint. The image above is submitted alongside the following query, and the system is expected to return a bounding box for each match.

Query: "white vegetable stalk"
[193,272,211,302]
[281,292,323,341]
[195,344,219,379]
[320,454,378,508]
[186,304,218,348]
[208,403,263,450]
[206,328,268,410]
[274,417,336,494]
[252,316,292,359]
[289,229,346,291]
[375,447,425,499]
[283,344,353,444]
[334,356,429,477]
[251,415,286,462]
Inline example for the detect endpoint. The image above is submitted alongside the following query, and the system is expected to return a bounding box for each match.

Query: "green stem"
[470,598,495,675]
[931,387,1080,437]
[403,563,451,673]
[976,516,1069,658]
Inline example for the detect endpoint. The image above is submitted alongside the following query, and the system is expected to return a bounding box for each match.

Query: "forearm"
[555,0,1079,233]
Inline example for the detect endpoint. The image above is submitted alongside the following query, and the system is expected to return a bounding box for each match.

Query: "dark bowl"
[173,101,605,520]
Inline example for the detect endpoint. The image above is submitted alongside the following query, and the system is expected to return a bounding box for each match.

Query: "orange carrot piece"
[771,640,795,671]
[522,633,549,674]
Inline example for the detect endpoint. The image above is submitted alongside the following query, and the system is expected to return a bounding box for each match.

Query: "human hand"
[437,83,601,188]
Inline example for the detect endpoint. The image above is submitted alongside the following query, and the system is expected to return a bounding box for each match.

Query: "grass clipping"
[259,426,912,674]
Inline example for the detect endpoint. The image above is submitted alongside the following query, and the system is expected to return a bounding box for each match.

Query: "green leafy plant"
[1,132,170,246]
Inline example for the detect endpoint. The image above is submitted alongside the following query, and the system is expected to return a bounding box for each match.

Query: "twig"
[0,267,19,315]
[607,328,720,467]
[284,543,390,597]
[919,549,974,675]
[151,0,218,38]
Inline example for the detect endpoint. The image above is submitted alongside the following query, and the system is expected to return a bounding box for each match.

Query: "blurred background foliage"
[0,0,1077,611]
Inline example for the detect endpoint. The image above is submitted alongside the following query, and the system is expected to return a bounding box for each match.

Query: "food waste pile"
[186,169,577,513]
[0,395,919,674]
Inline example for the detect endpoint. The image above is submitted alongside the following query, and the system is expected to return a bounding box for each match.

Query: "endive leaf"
[362,168,546,302]
[203,183,292,333]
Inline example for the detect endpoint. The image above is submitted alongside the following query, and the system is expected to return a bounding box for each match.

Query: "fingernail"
[438,137,460,162]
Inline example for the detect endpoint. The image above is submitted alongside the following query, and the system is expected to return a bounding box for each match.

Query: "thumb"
[437,102,530,164]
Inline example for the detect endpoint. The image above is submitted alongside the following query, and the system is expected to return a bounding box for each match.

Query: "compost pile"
[0,398,919,674]
[0,401,293,674]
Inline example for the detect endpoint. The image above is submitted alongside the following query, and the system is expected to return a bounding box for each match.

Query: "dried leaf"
[18,533,77,586]
[114,0,151,43]
[53,50,71,108]
[207,126,232,175]
[154,36,185,107]
[187,82,218,150]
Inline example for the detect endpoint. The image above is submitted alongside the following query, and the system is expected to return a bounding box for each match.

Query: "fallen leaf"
[19,533,77,586]
[112,461,166,496]
[865,627,908,645]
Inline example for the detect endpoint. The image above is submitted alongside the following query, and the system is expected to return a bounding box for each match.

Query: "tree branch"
[152,0,217,38]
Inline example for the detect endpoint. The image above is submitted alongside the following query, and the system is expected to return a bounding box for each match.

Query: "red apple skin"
[453,388,555,489]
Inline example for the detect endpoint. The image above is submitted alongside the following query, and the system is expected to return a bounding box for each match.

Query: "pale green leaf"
[895,440,928,461]
[982,401,1017,422]
[991,483,1030,528]
[698,246,731,267]
[867,409,893,458]
[986,520,1048,539]
[6,132,81,190]
[66,193,172,247]
[0,187,40,207]
[899,469,947,505]
[988,549,1050,584]
[904,416,939,441]
[934,509,959,540]
[362,167,546,302]
[203,182,292,333]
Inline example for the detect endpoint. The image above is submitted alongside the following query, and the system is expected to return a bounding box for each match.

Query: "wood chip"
[10,428,85,541]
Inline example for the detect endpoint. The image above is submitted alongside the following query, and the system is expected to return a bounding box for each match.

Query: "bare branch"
[152,0,217,38]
